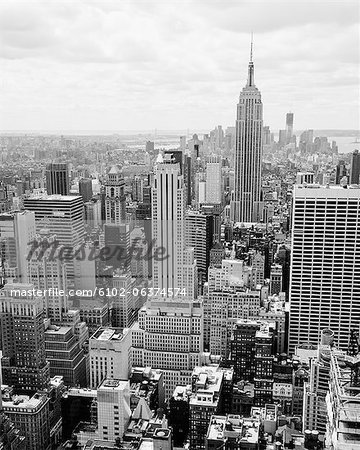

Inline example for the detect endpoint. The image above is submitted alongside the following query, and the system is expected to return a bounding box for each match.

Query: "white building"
[289,185,360,354]
[205,156,222,204]
[89,327,132,389]
[97,379,131,441]
[152,157,197,298]
[132,299,204,398]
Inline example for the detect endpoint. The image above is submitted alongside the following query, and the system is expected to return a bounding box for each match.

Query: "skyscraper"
[23,194,85,249]
[285,112,294,144]
[104,165,126,225]
[205,156,222,204]
[289,185,360,354]
[335,160,347,184]
[231,41,263,223]
[350,149,360,184]
[79,178,93,202]
[46,163,69,195]
[0,283,50,393]
[132,155,203,398]
[151,156,196,296]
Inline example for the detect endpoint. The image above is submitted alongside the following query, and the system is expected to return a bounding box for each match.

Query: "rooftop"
[25,194,82,201]
[91,327,129,341]
[2,393,48,411]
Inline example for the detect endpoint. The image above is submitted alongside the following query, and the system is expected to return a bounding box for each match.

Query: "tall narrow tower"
[231,39,263,223]
[105,165,126,224]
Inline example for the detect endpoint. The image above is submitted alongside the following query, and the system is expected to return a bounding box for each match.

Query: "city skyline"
[0,1,359,132]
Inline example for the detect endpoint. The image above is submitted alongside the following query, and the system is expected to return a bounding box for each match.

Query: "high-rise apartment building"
[350,149,360,184]
[0,283,50,393]
[289,185,360,354]
[46,162,69,195]
[104,165,126,225]
[231,43,263,223]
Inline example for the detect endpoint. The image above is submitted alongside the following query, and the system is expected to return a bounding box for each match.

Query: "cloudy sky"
[0,0,359,132]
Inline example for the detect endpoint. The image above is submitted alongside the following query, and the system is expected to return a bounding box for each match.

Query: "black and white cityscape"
[0,1,359,450]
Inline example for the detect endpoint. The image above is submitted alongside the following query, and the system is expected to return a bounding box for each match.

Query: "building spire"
[247,33,255,87]
[250,31,253,62]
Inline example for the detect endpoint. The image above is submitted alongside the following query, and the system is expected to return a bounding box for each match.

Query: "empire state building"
[231,44,263,223]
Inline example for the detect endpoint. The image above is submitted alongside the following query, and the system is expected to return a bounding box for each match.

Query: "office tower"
[28,229,68,322]
[179,135,186,152]
[0,283,50,393]
[0,211,36,285]
[84,198,102,228]
[231,42,263,223]
[132,156,202,398]
[270,264,283,295]
[205,156,222,204]
[286,112,294,144]
[14,211,36,283]
[335,160,347,184]
[196,172,206,206]
[263,125,271,146]
[46,162,69,195]
[89,327,131,388]
[132,299,204,398]
[289,185,360,354]
[74,243,96,292]
[350,149,360,184]
[303,329,334,434]
[278,129,287,146]
[326,346,360,448]
[208,290,260,357]
[185,211,213,289]
[0,183,10,213]
[79,178,93,202]
[104,223,130,274]
[111,272,137,328]
[164,150,183,174]
[44,325,87,387]
[23,194,85,283]
[23,194,85,248]
[152,157,196,296]
[184,155,192,205]
[97,379,131,441]
[146,140,155,154]
[250,251,265,287]
[2,392,51,450]
[104,165,126,224]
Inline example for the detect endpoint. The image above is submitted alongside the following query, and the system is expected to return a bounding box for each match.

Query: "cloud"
[0,0,359,130]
